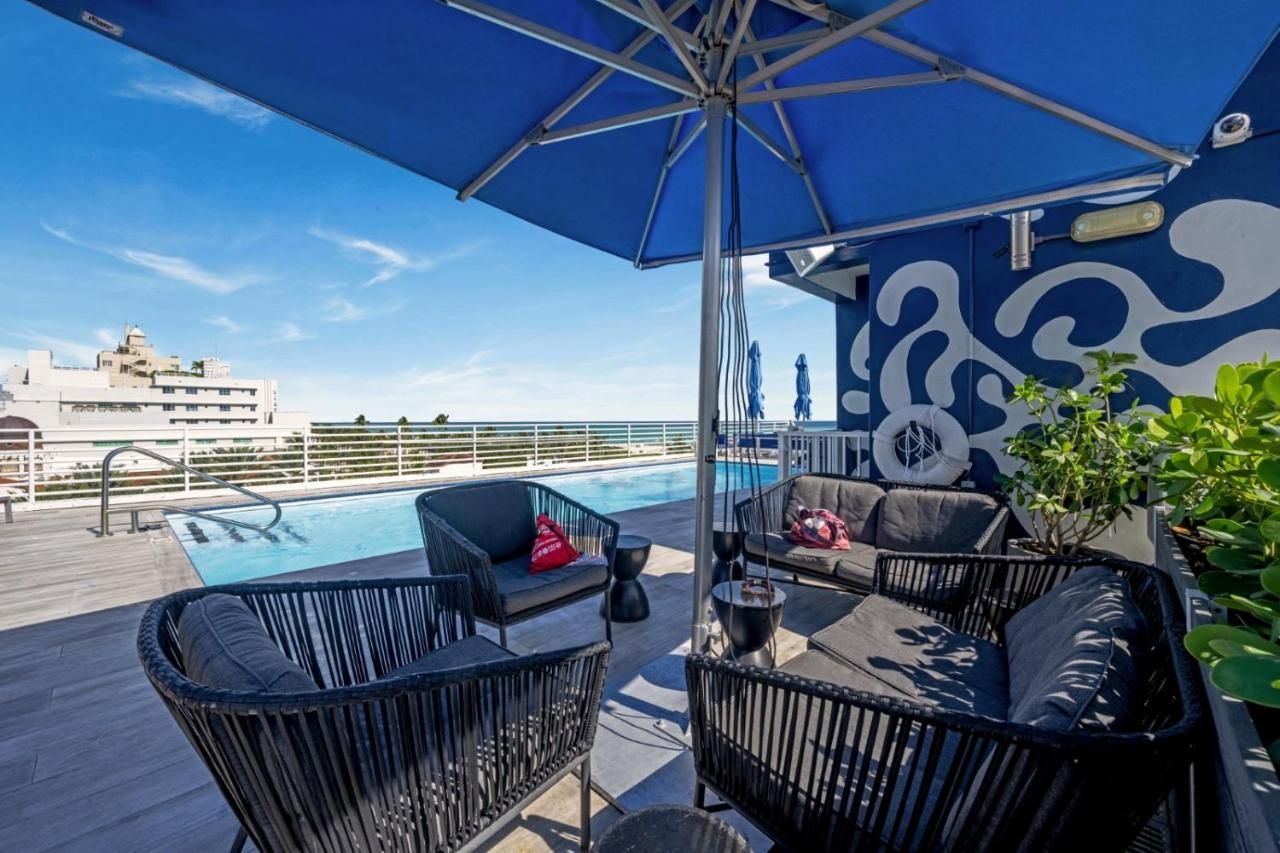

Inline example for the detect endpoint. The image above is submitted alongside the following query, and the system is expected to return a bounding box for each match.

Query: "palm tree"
[432,413,450,425]
[189,359,205,377]
[355,414,368,426]
[397,416,410,426]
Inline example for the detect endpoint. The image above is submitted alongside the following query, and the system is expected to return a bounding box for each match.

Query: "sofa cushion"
[808,594,1007,719]
[382,634,514,679]
[744,532,845,576]
[490,553,609,616]
[177,593,317,693]
[833,545,881,591]
[875,488,1000,553]
[1004,566,1145,731]
[782,476,885,545]
[779,650,916,701]
[423,481,535,562]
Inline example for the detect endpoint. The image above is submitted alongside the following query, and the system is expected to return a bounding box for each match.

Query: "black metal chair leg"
[603,590,613,644]
[229,827,247,853]
[498,624,508,648]
[694,780,706,809]
[580,754,592,852]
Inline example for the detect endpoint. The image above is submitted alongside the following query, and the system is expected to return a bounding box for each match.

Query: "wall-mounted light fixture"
[1009,211,1033,271]
[1070,201,1164,243]
[785,244,836,279]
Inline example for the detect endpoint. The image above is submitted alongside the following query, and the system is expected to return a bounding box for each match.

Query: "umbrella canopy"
[794,353,811,421]
[23,0,1279,650]
[747,341,766,420]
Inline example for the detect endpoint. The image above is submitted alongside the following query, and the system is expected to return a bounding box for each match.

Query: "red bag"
[787,508,851,550]
[530,513,582,573]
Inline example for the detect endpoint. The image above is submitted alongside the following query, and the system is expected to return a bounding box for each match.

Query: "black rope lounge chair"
[686,554,1204,852]
[138,576,610,853]
[417,480,619,648]
[735,473,1010,594]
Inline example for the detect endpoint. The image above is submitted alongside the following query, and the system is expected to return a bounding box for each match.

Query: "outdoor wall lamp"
[1070,201,1164,243]
[1009,211,1034,271]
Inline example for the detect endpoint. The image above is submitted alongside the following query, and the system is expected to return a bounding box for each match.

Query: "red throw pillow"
[530,513,582,573]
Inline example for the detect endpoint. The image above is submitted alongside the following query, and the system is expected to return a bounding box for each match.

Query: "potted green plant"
[1148,358,1280,847]
[999,350,1152,556]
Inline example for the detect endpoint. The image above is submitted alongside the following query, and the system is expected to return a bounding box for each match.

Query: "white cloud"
[308,226,485,287]
[206,315,243,334]
[42,224,260,294]
[95,328,117,346]
[322,296,366,323]
[8,331,101,366]
[272,321,312,343]
[117,78,273,128]
[742,253,810,310]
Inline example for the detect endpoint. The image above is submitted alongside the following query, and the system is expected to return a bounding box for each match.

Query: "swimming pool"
[170,461,776,585]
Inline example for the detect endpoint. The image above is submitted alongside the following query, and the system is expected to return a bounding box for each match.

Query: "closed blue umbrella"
[26,0,1277,651]
[747,341,765,420]
[794,354,811,422]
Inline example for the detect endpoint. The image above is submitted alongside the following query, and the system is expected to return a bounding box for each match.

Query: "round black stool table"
[710,522,745,588]
[596,804,751,853]
[712,580,787,669]
[601,534,651,622]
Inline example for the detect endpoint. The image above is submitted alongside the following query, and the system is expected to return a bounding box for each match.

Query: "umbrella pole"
[691,95,727,653]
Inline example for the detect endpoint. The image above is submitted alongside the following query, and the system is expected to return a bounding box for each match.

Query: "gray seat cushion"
[833,545,881,591]
[382,634,514,679]
[490,554,610,616]
[874,488,1000,553]
[423,481,535,562]
[177,594,318,693]
[808,594,1007,719]
[782,476,885,545]
[1004,566,1145,731]
[743,532,847,576]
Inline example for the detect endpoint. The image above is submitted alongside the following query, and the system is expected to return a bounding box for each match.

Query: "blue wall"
[834,74,1280,489]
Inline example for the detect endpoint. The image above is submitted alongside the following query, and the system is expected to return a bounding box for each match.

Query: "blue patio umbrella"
[747,341,765,420]
[794,354,811,422]
[24,0,1279,650]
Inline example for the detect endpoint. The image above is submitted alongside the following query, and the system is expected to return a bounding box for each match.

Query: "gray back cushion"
[782,476,885,545]
[1003,566,1145,731]
[423,481,535,562]
[177,594,317,693]
[875,488,999,553]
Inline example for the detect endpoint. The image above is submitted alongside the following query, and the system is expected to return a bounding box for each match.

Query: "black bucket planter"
[1151,507,1280,853]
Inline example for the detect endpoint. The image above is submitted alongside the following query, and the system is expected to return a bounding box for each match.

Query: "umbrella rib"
[731,109,802,174]
[590,0,701,50]
[739,0,934,91]
[440,0,700,98]
[741,18,832,233]
[636,0,710,92]
[760,0,1193,167]
[634,115,688,266]
[667,116,707,167]
[736,72,947,105]
[716,0,758,91]
[455,0,697,201]
[538,99,701,145]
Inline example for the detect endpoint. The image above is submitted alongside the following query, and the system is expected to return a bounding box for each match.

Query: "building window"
[155,439,178,447]
[186,405,198,412]
[162,404,175,412]
[92,440,132,448]
[219,405,231,412]
[219,389,231,396]
[220,419,231,425]
[102,359,112,366]
[162,387,174,395]
[185,387,198,395]
[233,438,252,445]
[196,438,216,445]
[248,389,256,396]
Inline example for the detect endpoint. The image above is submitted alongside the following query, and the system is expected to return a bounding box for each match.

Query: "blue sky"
[0,3,834,422]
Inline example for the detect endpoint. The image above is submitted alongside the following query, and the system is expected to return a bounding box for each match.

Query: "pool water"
[170,461,776,585]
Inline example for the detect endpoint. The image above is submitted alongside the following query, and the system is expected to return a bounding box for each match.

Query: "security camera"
[1212,113,1252,148]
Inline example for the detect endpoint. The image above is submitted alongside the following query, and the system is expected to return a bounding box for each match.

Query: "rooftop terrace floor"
[0,486,855,851]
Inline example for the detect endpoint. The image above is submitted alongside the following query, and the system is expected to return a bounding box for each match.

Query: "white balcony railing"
[0,419,792,511]
[777,429,870,478]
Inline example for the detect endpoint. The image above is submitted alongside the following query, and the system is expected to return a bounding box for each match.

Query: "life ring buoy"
[872,404,970,485]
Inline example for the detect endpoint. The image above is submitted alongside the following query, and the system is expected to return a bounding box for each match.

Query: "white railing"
[777,429,870,478]
[0,420,792,511]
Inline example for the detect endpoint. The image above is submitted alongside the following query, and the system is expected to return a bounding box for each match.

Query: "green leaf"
[1262,565,1280,598]
[1196,571,1261,596]
[1261,514,1280,543]
[1216,594,1280,621]
[1210,654,1280,708]
[1265,370,1280,406]
[1186,624,1280,664]
[1217,363,1240,401]
[1260,458,1280,491]
[1206,547,1264,572]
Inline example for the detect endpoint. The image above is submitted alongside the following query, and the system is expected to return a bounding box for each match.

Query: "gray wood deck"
[0,491,854,852]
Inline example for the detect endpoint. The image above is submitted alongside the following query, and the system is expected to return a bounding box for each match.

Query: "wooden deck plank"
[0,488,851,852]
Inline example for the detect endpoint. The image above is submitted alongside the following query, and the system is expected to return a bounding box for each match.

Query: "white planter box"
[1152,508,1280,853]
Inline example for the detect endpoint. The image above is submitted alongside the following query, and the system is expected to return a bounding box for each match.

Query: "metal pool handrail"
[98,445,282,537]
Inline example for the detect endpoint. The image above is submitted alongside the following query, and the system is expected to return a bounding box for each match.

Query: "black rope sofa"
[417,480,619,648]
[138,576,610,853]
[686,554,1203,852]
[735,473,1010,593]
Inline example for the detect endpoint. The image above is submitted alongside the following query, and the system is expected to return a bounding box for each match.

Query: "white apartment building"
[0,327,308,430]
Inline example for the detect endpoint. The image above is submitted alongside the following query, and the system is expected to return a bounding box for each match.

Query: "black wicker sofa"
[735,473,1009,593]
[686,554,1203,852]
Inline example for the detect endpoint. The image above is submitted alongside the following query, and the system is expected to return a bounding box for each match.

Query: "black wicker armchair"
[686,555,1204,852]
[138,576,610,853]
[734,473,1009,593]
[417,480,619,647]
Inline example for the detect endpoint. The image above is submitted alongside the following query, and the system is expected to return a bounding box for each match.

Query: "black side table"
[711,522,744,588]
[596,804,751,853]
[601,534,651,622]
[712,580,786,669]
